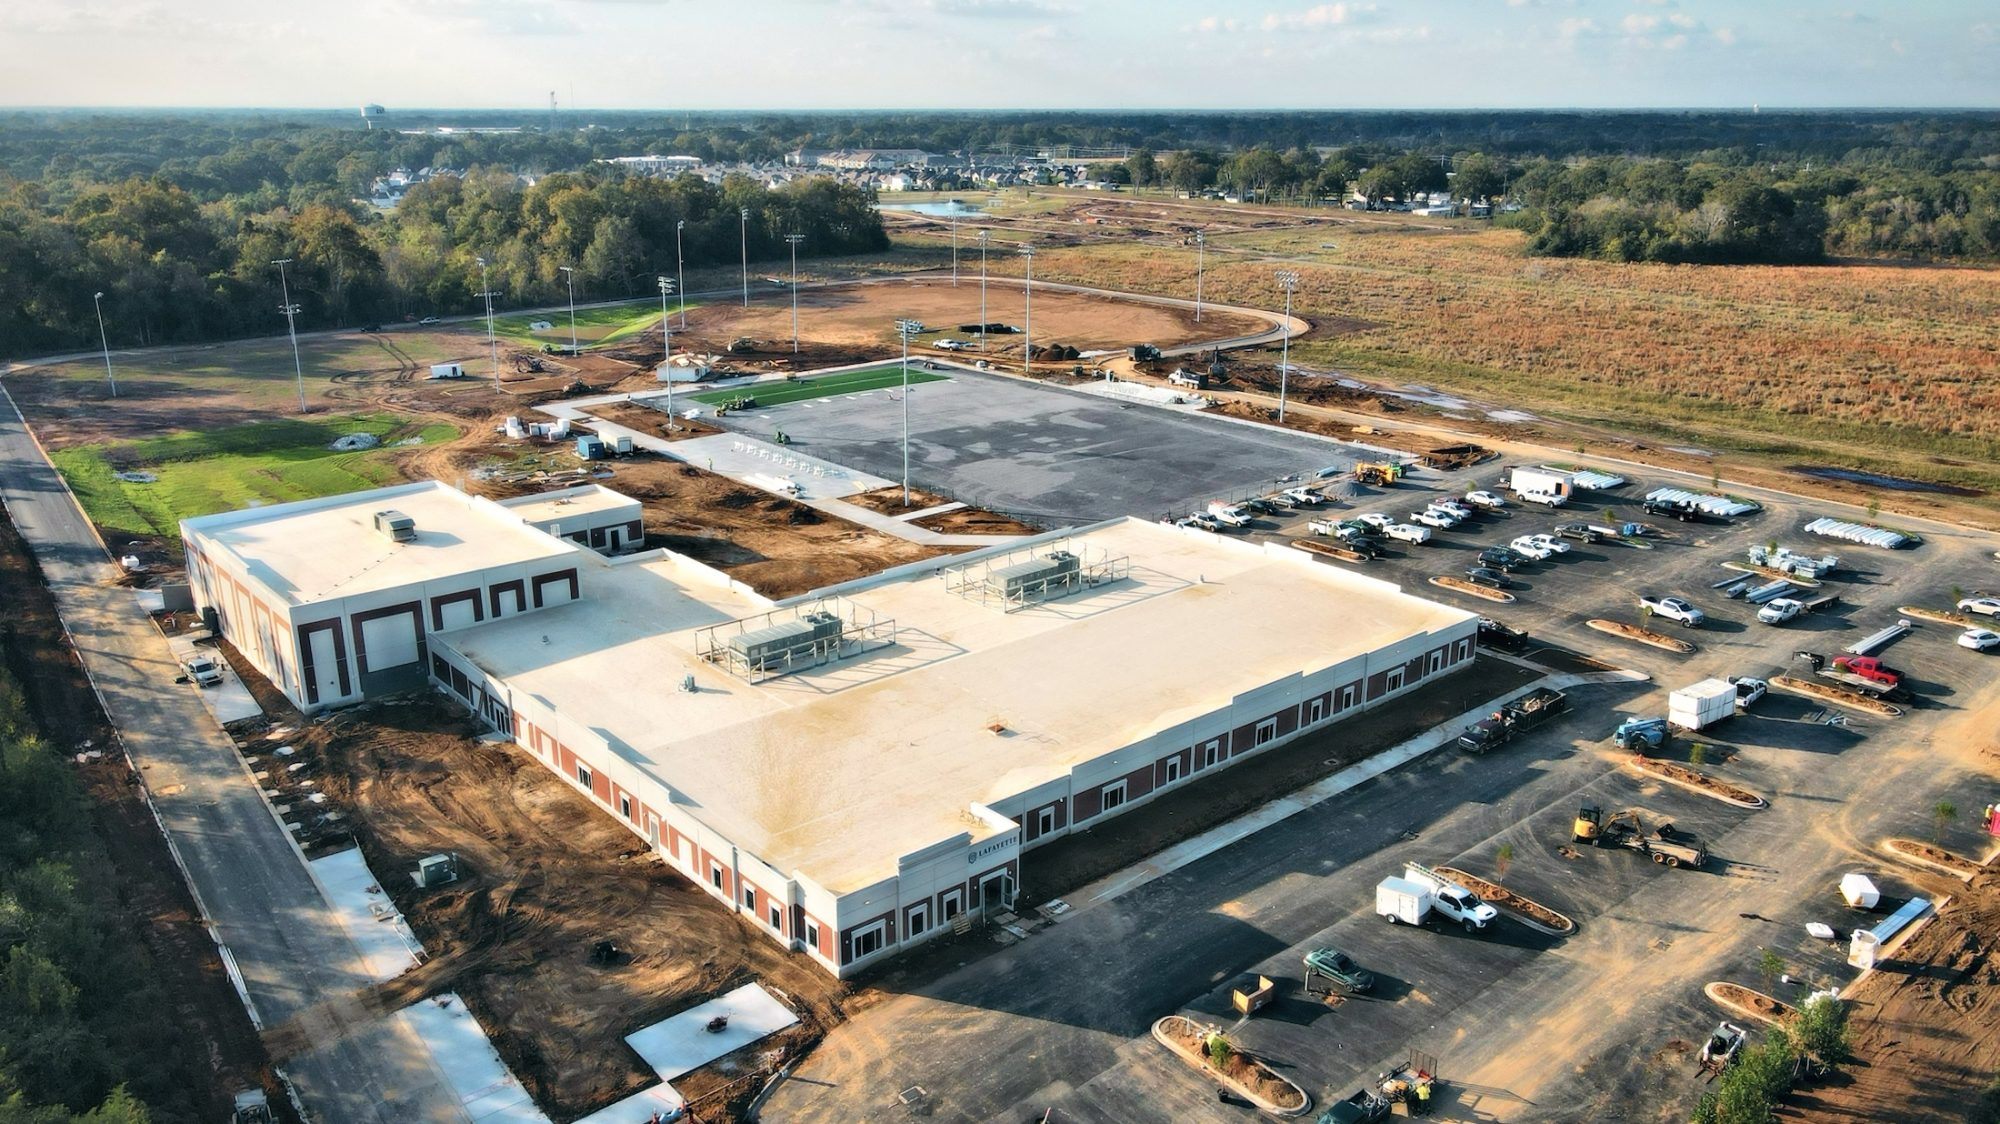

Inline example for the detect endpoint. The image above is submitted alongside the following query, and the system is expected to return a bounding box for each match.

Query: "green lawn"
[491,303,693,350]
[690,364,949,408]
[51,413,459,547]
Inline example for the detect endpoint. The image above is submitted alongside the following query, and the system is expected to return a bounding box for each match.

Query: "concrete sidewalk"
[0,384,470,1122]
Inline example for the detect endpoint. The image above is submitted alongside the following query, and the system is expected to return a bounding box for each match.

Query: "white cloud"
[1622,13,1658,33]
[1258,3,1376,32]
[1668,12,1695,29]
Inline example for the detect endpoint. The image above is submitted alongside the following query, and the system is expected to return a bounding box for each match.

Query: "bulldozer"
[728,337,759,354]
[1353,461,1404,487]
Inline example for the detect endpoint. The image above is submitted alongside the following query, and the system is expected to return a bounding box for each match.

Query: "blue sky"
[0,0,1993,110]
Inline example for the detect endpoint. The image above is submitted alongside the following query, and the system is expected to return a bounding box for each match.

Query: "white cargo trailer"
[427,362,467,380]
[1375,876,1433,925]
[1669,678,1737,731]
[1509,466,1574,502]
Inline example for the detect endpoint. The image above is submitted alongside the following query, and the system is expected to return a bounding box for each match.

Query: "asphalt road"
[765,447,2000,1123]
[706,368,1346,526]
[0,385,467,1122]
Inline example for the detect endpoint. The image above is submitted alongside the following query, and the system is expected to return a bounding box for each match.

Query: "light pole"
[91,291,117,398]
[1194,231,1206,324]
[786,233,805,354]
[739,207,750,309]
[558,265,578,356]
[894,318,925,507]
[477,256,500,391]
[1019,243,1035,374]
[675,219,688,329]
[978,229,990,351]
[1274,269,1299,423]
[658,275,677,425]
[950,214,959,286]
[273,258,306,412]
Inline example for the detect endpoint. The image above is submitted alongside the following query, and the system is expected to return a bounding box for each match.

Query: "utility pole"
[978,229,990,351]
[950,214,959,286]
[675,220,688,329]
[786,233,805,354]
[1194,231,1206,324]
[477,256,500,391]
[1020,243,1035,374]
[1275,269,1299,423]
[739,207,750,309]
[894,318,925,507]
[558,265,578,356]
[658,276,677,425]
[273,258,306,412]
[91,291,116,398]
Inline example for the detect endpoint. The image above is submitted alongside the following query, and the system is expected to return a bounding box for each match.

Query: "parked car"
[359,323,383,333]
[1414,509,1458,530]
[418,315,441,325]
[1464,567,1509,589]
[1640,595,1706,627]
[1463,490,1507,510]
[1958,597,2000,618]
[1554,523,1600,542]
[1176,513,1221,532]
[1240,497,1279,516]
[1478,546,1527,571]
[1729,676,1769,710]
[1525,533,1572,555]
[934,338,972,351]
[1432,498,1475,518]
[1283,486,1324,507]
[1961,628,2000,651]
[1354,512,1394,532]
[1385,523,1431,545]
[181,653,224,688]
[1509,536,1555,561]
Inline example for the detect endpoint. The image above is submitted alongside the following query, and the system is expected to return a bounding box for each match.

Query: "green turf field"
[492,302,694,350]
[50,412,459,546]
[690,363,949,408]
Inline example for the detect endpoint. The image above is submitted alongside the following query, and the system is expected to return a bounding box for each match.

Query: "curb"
[1879,839,1981,883]
[1151,1017,1313,1118]
[1703,981,1793,1027]
[1626,757,1768,810]
[1586,618,1697,654]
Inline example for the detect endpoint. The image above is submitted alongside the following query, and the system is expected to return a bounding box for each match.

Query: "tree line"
[0,167,887,357]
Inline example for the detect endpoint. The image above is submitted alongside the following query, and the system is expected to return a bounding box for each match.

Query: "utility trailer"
[1573,806,1707,868]
[1798,652,1908,699]
[1457,687,1569,754]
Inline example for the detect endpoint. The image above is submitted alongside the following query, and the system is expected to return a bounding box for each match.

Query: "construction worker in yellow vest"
[1415,1077,1433,1116]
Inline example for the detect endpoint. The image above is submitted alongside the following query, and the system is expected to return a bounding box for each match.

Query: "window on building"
[805,920,821,949]
[1428,651,1445,674]
[1456,638,1472,661]
[1308,697,1327,724]
[743,885,756,911]
[907,902,931,937]
[852,923,885,960]
[1101,780,1128,812]
[618,794,632,820]
[1339,685,1357,711]
[710,863,725,890]
[576,763,593,790]
[1036,806,1057,837]
[1163,755,1183,784]
[1255,718,1278,746]
[1201,739,1221,768]
[1387,668,1406,692]
[941,891,964,921]
[769,904,783,930]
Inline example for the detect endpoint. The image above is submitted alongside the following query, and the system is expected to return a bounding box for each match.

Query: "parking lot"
[702,367,1361,526]
[764,393,2000,1123]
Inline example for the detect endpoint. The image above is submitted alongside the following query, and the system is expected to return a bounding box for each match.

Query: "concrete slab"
[568,1084,685,1124]
[625,983,799,1082]
[395,993,550,1123]
[308,848,424,984]
[670,432,891,500]
[168,637,264,724]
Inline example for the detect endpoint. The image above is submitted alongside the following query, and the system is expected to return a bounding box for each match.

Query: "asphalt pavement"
[0,384,468,1122]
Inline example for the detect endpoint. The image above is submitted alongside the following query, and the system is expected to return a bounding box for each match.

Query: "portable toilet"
[1848,929,1881,969]
[576,435,604,460]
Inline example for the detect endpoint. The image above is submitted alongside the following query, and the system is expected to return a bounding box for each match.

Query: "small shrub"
[1206,1032,1233,1070]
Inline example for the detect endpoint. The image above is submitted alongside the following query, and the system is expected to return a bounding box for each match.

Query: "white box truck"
[1375,876,1433,925]
[1509,466,1574,505]
[1669,678,1737,731]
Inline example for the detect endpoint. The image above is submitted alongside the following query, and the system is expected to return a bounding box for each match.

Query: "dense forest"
[0,109,1996,355]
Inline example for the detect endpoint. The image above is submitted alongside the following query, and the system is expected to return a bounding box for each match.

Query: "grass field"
[51,413,459,546]
[492,303,692,350]
[689,364,949,408]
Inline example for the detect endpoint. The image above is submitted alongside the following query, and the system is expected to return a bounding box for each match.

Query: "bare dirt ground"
[586,401,724,442]
[236,694,848,1123]
[412,434,953,599]
[0,504,282,1122]
[846,485,1041,536]
[685,278,1267,364]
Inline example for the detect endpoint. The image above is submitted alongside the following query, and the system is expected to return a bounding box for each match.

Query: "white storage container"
[1840,872,1880,909]
[1669,678,1736,730]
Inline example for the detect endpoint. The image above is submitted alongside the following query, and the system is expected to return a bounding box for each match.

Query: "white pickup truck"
[1385,523,1432,545]
[1640,595,1706,627]
[182,653,224,688]
[1207,502,1252,528]
[1399,863,1498,933]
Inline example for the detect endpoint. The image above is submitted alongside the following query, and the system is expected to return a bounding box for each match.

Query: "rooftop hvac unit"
[985,551,1081,599]
[727,610,844,670]
[373,510,415,542]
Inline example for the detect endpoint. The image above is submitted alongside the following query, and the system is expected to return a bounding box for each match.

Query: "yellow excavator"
[1573,805,1707,868]
[1354,461,1404,487]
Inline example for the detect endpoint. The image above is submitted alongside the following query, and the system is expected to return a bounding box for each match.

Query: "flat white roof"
[184,482,578,606]
[497,484,639,526]
[444,518,1474,895]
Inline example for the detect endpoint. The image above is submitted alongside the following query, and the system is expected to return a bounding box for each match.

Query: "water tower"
[360,104,386,130]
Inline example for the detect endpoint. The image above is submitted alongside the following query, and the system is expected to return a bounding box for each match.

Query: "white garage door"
[537,578,575,610]
[359,612,421,671]
[435,599,478,632]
